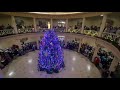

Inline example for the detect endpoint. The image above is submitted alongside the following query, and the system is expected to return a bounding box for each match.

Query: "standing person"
[102,69,110,78]
[0,69,4,78]
[94,57,100,67]
[32,44,36,51]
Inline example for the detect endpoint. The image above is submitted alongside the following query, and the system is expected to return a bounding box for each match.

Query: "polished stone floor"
[2,50,101,78]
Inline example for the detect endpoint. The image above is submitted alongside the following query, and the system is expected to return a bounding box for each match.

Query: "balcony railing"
[83,30,99,37]
[18,28,36,34]
[67,29,81,33]
[0,29,14,37]
[100,32,120,52]
[0,28,120,52]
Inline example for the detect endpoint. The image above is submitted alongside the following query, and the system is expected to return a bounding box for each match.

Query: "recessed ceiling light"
[100,15,103,16]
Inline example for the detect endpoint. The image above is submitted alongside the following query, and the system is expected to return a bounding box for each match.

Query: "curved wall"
[0,12,111,19]
[0,33,120,59]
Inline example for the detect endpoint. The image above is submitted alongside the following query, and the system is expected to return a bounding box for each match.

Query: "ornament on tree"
[38,29,65,74]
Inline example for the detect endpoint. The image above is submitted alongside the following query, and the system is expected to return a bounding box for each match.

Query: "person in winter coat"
[94,57,100,67]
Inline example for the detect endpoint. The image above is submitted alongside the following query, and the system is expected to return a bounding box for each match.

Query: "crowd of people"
[60,40,94,61]
[0,42,38,69]
[65,40,79,51]
[59,39,79,51]
[80,43,95,60]
[59,40,116,78]
[104,26,120,34]
[17,25,35,34]
[53,26,66,32]
[101,33,120,52]
[93,48,114,78]
[84,25,100,31]
[0,24,13,30]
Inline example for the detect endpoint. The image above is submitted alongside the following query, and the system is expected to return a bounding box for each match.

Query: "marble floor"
[1,50,101,78]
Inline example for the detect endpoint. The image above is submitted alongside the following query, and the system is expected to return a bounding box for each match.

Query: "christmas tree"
[38,30,65,74]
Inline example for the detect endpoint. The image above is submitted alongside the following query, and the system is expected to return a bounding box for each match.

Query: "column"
[37,40,40,50]
[92,44,100,62]
[11,16,18,34]
[50,18,53,29]
[109,56,119,72]
[81,17,85,34]
[33,18,37,32]
[98,14,107,37]
[66,19,68,32]
[77,38,83,52]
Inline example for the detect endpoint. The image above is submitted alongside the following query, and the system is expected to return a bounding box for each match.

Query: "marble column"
[92,44,100,62]
[81,17,85,34]
[33,18,37,32]
[98,15,107,37]
[78,38,83,52]
[11,16,18,34]
[50,19,53,29]
[66,19,68,32]
[37,40,40,50]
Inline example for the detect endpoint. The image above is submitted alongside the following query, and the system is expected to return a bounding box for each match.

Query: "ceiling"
[28,12,84,15]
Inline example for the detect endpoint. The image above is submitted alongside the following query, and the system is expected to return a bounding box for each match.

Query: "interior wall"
[53,19,66,26]
[68,19,83,26]
[68,18,82,27]
[36,18,50,26]
[15,16,34,26]
[0,34,40,49]
[82,37,96,47]
[85,16,102,27]
[0,15,12,26]
[0,33,120,59]
[107,13,120,27]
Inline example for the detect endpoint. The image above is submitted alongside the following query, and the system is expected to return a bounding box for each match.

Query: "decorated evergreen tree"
[38,30,65,74]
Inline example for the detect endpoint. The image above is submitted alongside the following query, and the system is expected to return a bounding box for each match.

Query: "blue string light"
[38,29,65,74]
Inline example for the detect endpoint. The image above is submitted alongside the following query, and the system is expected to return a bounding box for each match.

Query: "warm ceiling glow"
[28,12,83,15]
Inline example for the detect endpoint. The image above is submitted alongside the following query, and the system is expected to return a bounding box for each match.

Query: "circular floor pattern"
[2,50,101,78]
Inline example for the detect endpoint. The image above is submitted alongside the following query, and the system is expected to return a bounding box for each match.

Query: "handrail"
[17,28,36,34]
[0,29,120,55]
[83,30,99,36]
[0,32,120,59]
[0,29,14,37]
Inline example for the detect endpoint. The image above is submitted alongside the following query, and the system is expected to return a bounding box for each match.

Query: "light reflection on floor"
[2,50,101,78]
